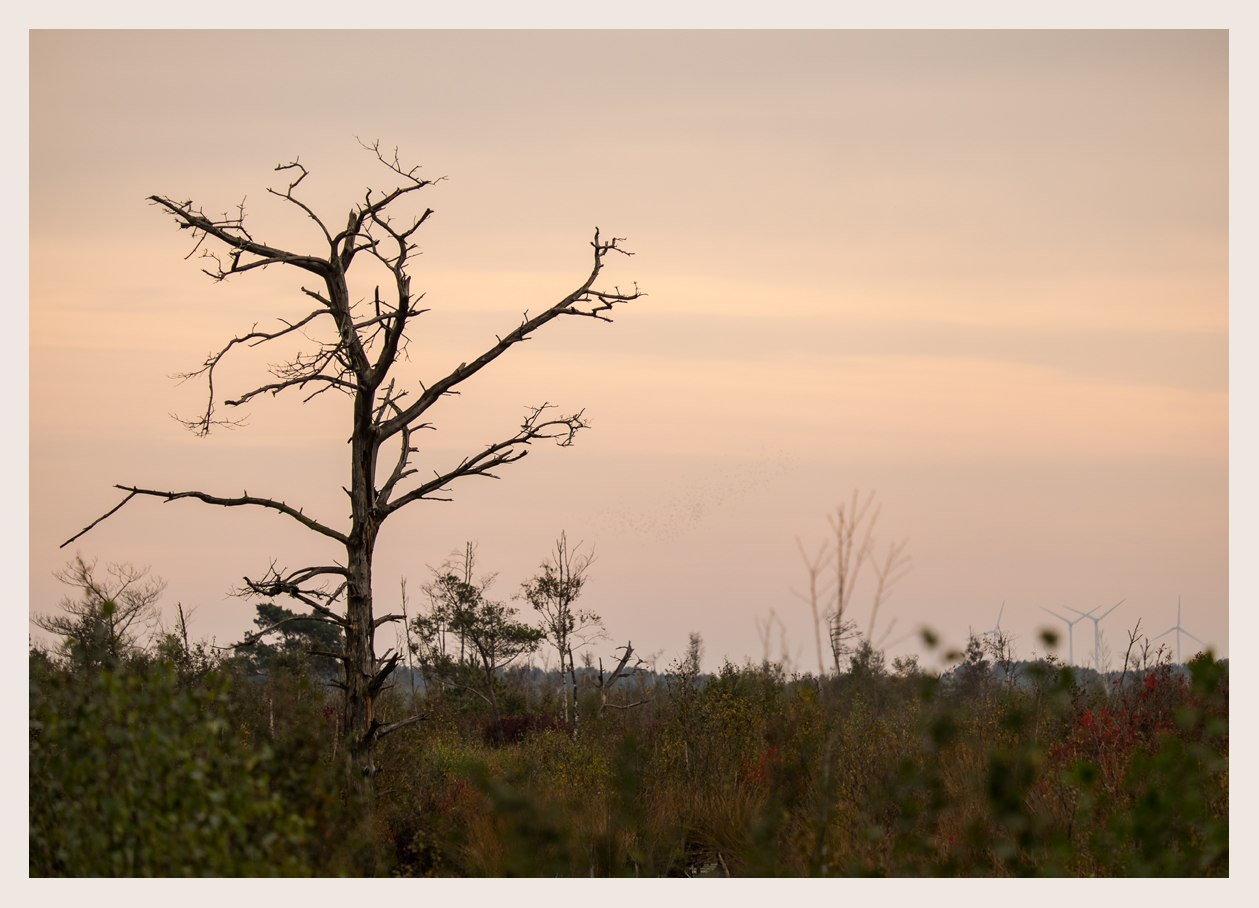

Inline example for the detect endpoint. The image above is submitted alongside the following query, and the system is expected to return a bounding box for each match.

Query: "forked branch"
[376,229,641,442]
[238,563,350,625]
[171,309,339,436]
[597,641,651,717]
[148,195,332,280]
[381,404,589,513]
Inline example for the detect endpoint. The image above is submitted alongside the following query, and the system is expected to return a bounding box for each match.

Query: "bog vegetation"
[30,552,1228,877]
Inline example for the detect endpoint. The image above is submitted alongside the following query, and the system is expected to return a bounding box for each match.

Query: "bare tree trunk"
[561,658,571,725]
[794,539,831,676]
[399,578,418,705]
[344,547,378,794]
[481,655,504,734]
[567,644,578,734]
[344,284,384,796]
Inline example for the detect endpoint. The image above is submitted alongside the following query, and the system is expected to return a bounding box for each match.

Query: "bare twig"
[60,491,139,549]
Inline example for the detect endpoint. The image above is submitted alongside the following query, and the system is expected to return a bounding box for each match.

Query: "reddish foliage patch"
[482,714,573,746]
[438,778,473,812]
[1047,663,1220,789]
[738,745,780,791]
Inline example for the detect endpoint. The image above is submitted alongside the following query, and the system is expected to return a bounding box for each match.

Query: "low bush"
[29,651,366,876]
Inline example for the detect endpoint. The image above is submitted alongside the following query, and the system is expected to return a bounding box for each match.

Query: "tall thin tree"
[792,490,911,675]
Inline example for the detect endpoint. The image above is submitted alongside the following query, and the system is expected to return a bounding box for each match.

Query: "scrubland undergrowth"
[31,623,1227,877]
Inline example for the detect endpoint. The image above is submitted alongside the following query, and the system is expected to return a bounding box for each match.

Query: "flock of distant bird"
[983,597,1205,671]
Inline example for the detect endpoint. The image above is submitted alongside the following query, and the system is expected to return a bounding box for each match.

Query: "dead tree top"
[65,143,642,586]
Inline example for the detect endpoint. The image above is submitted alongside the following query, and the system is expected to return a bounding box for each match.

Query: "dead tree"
[62,144,641,797]
[754,607,799,672]
[596,641,651,719]
[793,489,912,675]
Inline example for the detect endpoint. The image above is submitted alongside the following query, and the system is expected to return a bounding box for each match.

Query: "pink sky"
[29,30,1228,672]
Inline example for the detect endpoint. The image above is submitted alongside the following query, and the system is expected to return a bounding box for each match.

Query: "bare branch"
[237,563,350,626]
[377,229,642,442]
[149,195,332,279]
[60,491,139,549]
[381,404,588,515]
[226,373,356,409]
[376,427,422,507]
[791,537,836,675]
[867,538,912,641]
[362,211,431,381]
[107,484,347,544]
[265,159,336,247]
[369,649,404,697]
[170,309,332,436]
[596,640,650,718]
[374,713,427,740]
[331,139,441,270]
[828,489,879,625]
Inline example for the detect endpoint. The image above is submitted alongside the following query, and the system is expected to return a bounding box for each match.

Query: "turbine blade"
[1062,605,1098,619]
[1098,599,1124,620]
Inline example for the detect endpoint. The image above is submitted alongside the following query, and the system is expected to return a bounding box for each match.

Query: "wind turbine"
[989,602,1005,637]
[1153,595,1202,664]
[1065,600,1124,674]
[1040,605,1096,666]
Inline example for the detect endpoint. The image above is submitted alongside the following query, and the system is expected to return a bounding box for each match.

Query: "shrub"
[29,653,361,876]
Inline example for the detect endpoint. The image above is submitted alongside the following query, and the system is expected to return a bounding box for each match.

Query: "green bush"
[29,653,361,876]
